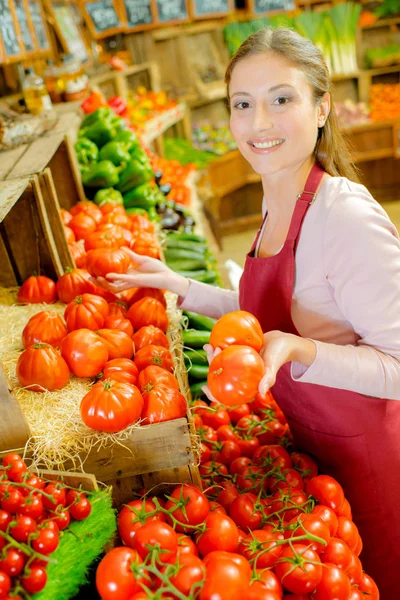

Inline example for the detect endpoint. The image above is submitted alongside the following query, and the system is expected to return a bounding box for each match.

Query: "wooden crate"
[0,131,85,212]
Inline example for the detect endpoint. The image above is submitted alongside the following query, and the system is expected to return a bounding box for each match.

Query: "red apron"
[239,163,400,599]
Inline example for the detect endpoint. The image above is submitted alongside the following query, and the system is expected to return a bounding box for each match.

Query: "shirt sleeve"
[177,279,240,319]
[291,191,400,400]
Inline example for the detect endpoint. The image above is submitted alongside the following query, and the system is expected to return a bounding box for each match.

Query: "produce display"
[369,83,400,121]
[364,44,400,68]
[126,86,178,128]
[0,454,115,600]
[164,231,221,285]
[93,311,379,600]
[192,122,237,156]
[164,139,217,170]
[334,100,370,128]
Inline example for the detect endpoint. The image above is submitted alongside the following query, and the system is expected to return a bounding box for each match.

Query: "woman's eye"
[273,96,290,106]
[233,101,250,110]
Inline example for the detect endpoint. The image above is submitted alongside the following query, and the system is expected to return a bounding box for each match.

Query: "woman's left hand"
[258,331,317,396]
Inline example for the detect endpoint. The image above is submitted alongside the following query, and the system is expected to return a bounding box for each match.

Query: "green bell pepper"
[125,207,149,217]
[81,107,114,128]
[123,182,162,210]
[116,157,153,194]
[74,137,99,165]
[82,161,121,188]
[114,129,139,153]
[79,119,120,148]
[98,141,131,166]
[94,187,124,206]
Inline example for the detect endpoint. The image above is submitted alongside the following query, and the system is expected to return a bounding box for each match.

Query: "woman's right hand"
[94,247,190,297]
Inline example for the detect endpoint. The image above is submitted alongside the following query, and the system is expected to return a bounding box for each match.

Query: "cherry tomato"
[165,484,210,533]
[117,499,166,547]
[10,514,37,543]
[42,483,67,511]
[96,547,145,600]
[20,493,45,521]
[306,475,345,513]
[21,565,47,594]
[133,521,178,564]
[320,538,353,570]
[0,549,26,577]
[275,544,322,595]
[0,571,11,597]
[239,526,284,568]
[229,492,264,531]
[2,454,27,483]
[312,562,351,600]
[32,523,60,555]
[195,512,239,557]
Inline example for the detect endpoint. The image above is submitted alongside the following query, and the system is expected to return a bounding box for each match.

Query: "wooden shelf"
[353,147,394,163]
[361,16,400,30]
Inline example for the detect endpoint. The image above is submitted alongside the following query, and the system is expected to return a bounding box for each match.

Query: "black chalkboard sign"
[192,0,230,16]
[124,0,153,28]
[85,0,121,33]
[29,0,49,49]
[253,0,294,13]
[156,0,188,23]
[0,0,20,56]
[15,0,34,52]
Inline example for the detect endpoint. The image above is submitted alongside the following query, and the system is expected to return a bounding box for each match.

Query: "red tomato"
[10,514,37,543]
[103,315,134,337]
[133,520,177,564]
[61,329,109,377]
[313,562,351,600]
[22,310,67,348]
[118,499,166,548]
[337,497,352,520]
[108,300,129,317]
[17,275,57,304]
[42,483,67,511]
[229,492,264,531]
[201,404,231,430]
[132,325,169,350]
[229,456,252,476]
[239,527,284,568]
[246,584,281,600]
[21,565,47,593]
[163,553,205,596]
[96,547,145,600]
[68,212,97,241]
[306,475,345,513]
[0,548,25,577]
[84,229,121,252]
[346,551,362,585]
[290,452,318,481]
[64,226,76,244]
[141,384,187,424]
[253,568,282,596]
[358,572,379,599]
[228,403,251,424]
[124,287,166,308]
[134,345,174,372]
[320,538,353,570]
[269,468,304,493]
[195,512,239,556]
[210,311,264,352]
[137,365,179,393]
[177,534,199,557]
[200,552,251,600]
[269,488,309,522]
[336,516,359,552]
[70,200,102,224]
[98,358,139,385]
[253,444,292,470]
[19,493,44,521]
[208,346,265,406]
[1,488,23,513]
[80,379,143,433]
[127,298,168,333]
[288,513,331,553]
[56,268,93,303]
[32,524,59,555]
[130,232,160,259]
[64,293,109,331]
[216,482,240,511]
[213,440,241,466]
[311,505,339,537]
[69,496,91,520]
[16,344,70,392]
[86,248,131,278]
[165,485,210,533]
[275,544,322,595]
[96,329,134,360]
[2,454,27,483]
[0,511,12,532]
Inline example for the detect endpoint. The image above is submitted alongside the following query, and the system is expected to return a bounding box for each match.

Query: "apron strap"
[287,162,325,243]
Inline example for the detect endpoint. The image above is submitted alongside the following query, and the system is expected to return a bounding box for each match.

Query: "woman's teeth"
[251,139,284,149]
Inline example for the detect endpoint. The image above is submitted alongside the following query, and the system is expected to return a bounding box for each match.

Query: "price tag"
[15,0,34,52]
[0,0,21,57]
[84,0,122,35]
[29,0,50,49]
[252,0,295,14]
[191,0,232,18]
[123,0,153,29]
[156,0,188,23]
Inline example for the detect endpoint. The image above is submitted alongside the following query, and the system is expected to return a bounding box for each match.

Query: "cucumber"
[182,329,211,348]
[164,249,207,263]
[167,259,208,272]
[190,380,208,399]
[183,311,216,331]
[166,240,208,253]
[167,232,206,243]
[196,270,219,284]
[172,269,208,279]
[187,364,210,380]
[183,349,208,364]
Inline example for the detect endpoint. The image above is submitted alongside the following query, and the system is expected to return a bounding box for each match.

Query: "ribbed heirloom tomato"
[132,325,169,350]
[17,275,57,304]
[70,200,102,224]
[96,329,134,360]
[127,297,168,332]
[68,212,97,241]
[80,379,143,432]
[134,345,174,372]
[86,248,131,279]
[61,329,109,377]
[64,293,109,331]
[97,358,139,385]
[137,365,179,393]
[124,287,167,308]
[22,310,67,348]
[141,384,187,424]
[56,268,93,303]
[210,310,264,352]
[16,344,70,392]
[103,315,134,337]
[208,345,265,406]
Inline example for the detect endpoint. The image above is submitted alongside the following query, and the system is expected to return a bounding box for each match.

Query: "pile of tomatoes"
[0,453,91,598]
[149,155,193,207]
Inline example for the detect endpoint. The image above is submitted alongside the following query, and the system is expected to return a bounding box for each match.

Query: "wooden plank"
[0,361,31,453]
[47,136,85,209]
[6,134,65,179]
[40,170,75,273]
[104,474,143,507]
[62,418,194,481]
[38,470,99,491]
[142,465,195,494]
[0,234,18,286]
[0,145,28,180]
[0,178,31,222]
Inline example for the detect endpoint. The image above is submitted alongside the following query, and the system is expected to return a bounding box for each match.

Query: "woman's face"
[229,52,329,177]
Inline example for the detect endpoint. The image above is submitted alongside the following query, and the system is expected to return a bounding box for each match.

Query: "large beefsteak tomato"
[127,298,168,332]
[141,384,187,424]
[210,311,264,352]
[134,345,174,372]
[56,268,93,304]
[64,294,109,331]
[16,344,70,392]
[22,311,67,348]
[61,329,109,377]
[96,329,134,360]
[17,276,57,304]
[132,326,169,351]
[97,358,139,385]
[86,248,131,279]
[81,379,143,432]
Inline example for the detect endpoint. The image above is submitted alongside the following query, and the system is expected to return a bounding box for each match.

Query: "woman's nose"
[253,104,273,132]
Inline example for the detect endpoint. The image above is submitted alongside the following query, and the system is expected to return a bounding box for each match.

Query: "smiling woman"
[93,27,400,598]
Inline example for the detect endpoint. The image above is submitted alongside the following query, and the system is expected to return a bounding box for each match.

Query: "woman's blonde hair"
[225,27,359,182]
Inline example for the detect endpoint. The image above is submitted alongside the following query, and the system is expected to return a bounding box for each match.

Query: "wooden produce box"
[0,132,85,212]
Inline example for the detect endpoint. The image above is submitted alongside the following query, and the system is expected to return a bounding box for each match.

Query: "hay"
[0,288,199,471]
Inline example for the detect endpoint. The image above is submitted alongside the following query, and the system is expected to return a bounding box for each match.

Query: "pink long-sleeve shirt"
[179,176,400,400]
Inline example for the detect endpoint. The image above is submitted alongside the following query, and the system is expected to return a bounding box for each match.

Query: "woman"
[98,28,400,597]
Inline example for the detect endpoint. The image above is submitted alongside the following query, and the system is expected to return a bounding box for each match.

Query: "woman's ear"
[318,92,331,127]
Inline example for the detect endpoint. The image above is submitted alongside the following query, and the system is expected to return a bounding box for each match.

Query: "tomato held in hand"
[86,248,131,278]
[17,275,57,304]
[208,346,265,406]
[22,310,67,349]
[80,379,143,433]
[210,311,264,352]
[16,344,70,392]
[61,329,109,377]
[96,547,145,600]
